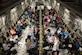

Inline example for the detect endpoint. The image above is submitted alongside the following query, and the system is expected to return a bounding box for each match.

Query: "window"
[0,18,3,28]
[63,8,70,24]
[2,16,6,25]
[10,7,18,24]
[25,0,28,7]
[59,5,64,17]
[53,0,56,8]
[21,2,25,11]
[0,16,6,29]
[75,18,82,31]
[55,3,60,12]
[47,5,51,10]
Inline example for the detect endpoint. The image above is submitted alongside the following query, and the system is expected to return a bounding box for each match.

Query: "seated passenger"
[47,29,52,37]
[17,26,22,32]
[16,26,22,37]
[25,19,29,25]
[3,41,10,50]
[9,27,16,35]
[64,29,69,39]
[9,35,18,43]
[17,20,22,26]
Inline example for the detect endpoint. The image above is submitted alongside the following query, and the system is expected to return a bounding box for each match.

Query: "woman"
[52,35,60,55]
[9,27,16,35]
[25,35,31,50]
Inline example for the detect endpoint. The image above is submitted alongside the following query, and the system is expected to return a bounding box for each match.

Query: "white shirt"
[52,37,59,51]
[3,44,10,51]
[10,35,18,43]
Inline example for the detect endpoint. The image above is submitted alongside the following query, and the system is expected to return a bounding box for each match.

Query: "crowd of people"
[25,6,82,55]
[43,7,82,55]
[0,6,33,55]
[0,5,82,55]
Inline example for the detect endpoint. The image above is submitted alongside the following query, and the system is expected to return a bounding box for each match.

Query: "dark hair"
[0,29,1,32]
[27,35,31,39]
[25,35,31,42]
[53,34,57,37]
[68,30,71,33]
[0,43,2,47]
[47,29,50,32]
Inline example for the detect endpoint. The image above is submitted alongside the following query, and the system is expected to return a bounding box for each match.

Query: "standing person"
[25,35,31,55]
[52,35,60,55]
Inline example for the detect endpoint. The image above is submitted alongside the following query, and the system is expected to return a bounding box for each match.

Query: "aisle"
[16,26,34,55]
[15,2,36,54]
